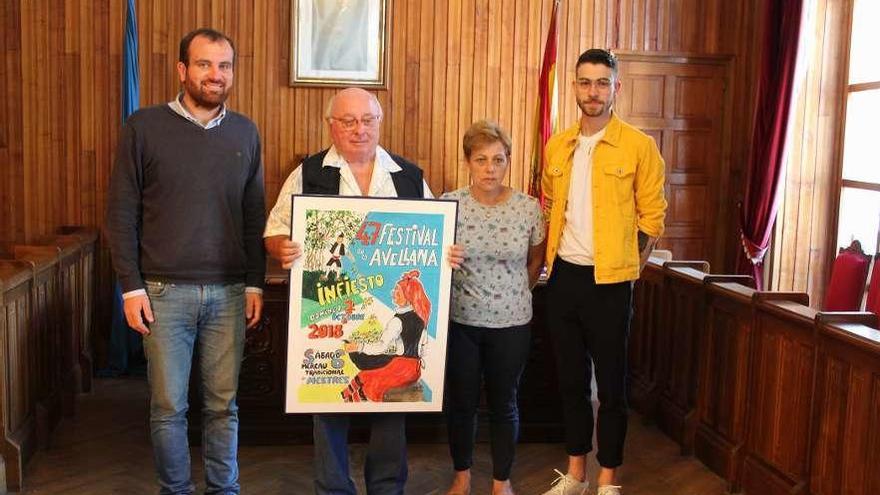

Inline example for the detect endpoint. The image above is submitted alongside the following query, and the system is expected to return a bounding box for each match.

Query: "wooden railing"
[631,257,880,494]
[0,227,97,492]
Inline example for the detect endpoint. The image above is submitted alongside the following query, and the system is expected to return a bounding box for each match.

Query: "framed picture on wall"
[284,195,458,413]
[290,0,389,88]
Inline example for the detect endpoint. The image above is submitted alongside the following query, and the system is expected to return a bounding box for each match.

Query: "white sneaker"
[542,469,589,495]
[597,485,623,495]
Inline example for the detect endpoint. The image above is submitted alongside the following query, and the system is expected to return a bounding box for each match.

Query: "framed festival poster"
[285,195,458,413]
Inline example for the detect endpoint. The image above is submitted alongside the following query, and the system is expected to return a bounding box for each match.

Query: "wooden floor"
[20,378,727,494]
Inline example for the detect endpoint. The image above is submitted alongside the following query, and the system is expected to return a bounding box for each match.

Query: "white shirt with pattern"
[441,188,545,328]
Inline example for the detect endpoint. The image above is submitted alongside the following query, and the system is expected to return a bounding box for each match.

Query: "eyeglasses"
[575,78,613,91]
[329,114,381,131]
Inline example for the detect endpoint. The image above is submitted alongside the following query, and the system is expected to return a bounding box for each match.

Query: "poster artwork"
[285,195,458,413]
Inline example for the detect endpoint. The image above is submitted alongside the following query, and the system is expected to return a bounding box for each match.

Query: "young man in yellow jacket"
[541,49,667,495]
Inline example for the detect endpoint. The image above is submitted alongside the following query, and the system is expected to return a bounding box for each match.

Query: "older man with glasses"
[264,88,462,495]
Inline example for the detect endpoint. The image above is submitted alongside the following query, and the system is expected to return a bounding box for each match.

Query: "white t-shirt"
[557,129,605,266]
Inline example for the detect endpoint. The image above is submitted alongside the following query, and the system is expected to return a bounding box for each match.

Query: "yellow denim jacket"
[542,113,667,283]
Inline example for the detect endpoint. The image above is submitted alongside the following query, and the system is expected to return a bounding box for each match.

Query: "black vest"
[300,148,424,199]
[397,310,426,358]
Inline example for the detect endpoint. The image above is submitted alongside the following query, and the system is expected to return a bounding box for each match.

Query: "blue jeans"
[313,414,407,495]
[142,281,246,495]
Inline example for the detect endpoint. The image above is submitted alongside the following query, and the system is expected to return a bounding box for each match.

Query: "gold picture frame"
[290,0,389,88]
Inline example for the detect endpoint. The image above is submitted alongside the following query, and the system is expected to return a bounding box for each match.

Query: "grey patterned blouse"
[441,188,546,328]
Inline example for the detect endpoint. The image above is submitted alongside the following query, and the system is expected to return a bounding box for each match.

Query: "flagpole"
[103,0,142,377]
[527,0,561,202]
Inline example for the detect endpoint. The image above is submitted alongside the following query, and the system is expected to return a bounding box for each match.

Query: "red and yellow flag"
[528,0,561,201]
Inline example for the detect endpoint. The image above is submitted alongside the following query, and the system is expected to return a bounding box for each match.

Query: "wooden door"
[615,53,732,266]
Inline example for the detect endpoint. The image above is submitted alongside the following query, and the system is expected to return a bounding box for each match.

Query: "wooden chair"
[823,240,871,311]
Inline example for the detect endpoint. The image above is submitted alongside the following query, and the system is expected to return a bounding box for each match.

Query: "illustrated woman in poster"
[342,269,431,402]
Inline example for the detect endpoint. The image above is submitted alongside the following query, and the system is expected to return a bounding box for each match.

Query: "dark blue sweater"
[105,104,266,292]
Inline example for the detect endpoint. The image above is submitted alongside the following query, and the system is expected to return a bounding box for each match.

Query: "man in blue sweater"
[105,28,266,495]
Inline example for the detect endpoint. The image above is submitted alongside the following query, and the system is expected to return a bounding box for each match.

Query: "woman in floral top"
[441,120,546,495]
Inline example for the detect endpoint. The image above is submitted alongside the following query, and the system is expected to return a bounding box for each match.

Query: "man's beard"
[185,79,229,109]
[578,98,610,117]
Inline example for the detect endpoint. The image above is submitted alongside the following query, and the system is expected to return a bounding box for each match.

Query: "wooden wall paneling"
[619,0,632,48]
[81,233,96,394]
[562,0,582,107]
[0,260,35,492]
[50,236,85,404]
[0,277,5,494]
[517,280,565,442]
[9,246,63,452]
[0,0,8,247]
[0,443,4,490]
[741,292,815,495]
[614,53,732,265]
[94,1,120,375]
[77,1,96,226]
[810,312,880,495]
[655,0,668,51]
[1,1,25,255]
[49,1,66,233]
[596,0,614,49]
[495,0,512,185]
[720,0,764,272]
[454,0,477,190]
[18,0,38,247]
[491,0,508,158]
[472,0,489,128]
[57,227,99,394]
[680,0,703,52]
[441,0,462,192]
[694,277,756,492]
[39,236,88,393]
[387,0,407,158]
[629,256,667,417]
[429,1,448,194]
[1,267,8,493]
[703,0,721,53]
[630,0,644,49]
[417,0,435,180]
[665,0,682,51]
[656,260,710,453]
[263,0,281,204]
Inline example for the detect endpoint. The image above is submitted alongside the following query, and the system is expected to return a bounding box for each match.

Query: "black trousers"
[546,258,633,468]
[445,321,531,481]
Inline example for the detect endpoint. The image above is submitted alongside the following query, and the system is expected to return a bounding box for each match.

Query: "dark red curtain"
[737,0,805,289]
